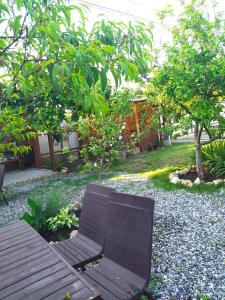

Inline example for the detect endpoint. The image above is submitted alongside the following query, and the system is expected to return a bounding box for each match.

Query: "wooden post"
[47,133,57,171]
[133,101,140,135]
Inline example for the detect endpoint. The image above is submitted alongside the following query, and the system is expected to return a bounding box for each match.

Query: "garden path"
[4,168,53,186]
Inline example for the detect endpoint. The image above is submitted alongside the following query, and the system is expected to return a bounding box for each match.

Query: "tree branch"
[0,14,27,56]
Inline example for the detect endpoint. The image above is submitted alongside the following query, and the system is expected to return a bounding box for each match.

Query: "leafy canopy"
[0,0,153,132]
[152,0,225,141]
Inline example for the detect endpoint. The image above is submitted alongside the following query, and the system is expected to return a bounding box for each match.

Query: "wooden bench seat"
[52,184,115,268]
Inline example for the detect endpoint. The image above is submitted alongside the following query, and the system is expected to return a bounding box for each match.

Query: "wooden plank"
[1,263,67,299]
[0,221,27,234]
[53,243,82,265]
[74,235,101,255]
[0,226,32,242]
[43,281,86,300]
[70,287,94,300]
[0,237,41,257]
[0,244,48,268]
[77,233,102,251]
[25,274,77,300]
[84,268,129,299]
[92,260,144,295]
[63,239,91,259]
[0,221,99,300]
[0,249,52,277]
[0,231,40,251]
[0,227,33,243]
[59,241,86,262]
[82,273,117,300]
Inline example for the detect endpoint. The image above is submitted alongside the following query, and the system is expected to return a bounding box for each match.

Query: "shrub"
[202,140,225,176]
[188,140,225,176]
[22,191,67,232]
[47,206,78,232]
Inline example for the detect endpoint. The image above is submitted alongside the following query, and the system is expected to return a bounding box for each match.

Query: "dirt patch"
[179,171,225,182]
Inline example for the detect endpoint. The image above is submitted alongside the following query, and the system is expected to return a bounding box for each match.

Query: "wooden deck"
[0,221,100,300]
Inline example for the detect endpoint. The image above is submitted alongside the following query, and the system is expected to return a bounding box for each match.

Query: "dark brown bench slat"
[0,220,100,300]
[42,281,85,300]
[0,236,42,257]
[2,263,68,300]
[82,273,117,300]
[52,184,115,268]
[71,234,102,255]
[0,224,30,241]
[53,243,83,265]
[0,248,53,278]
[0,251,57,286]
[63,238,92,259]
[0,220,26,234]
[0,231,41,251]
[91,258,145,295]
[0,244,48,268]
[26,274,77,300]
[83,268,130,299]
[82,192,155,300]
[70,287,97,300]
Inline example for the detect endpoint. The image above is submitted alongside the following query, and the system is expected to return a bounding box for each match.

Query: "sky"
[74,0,225,45]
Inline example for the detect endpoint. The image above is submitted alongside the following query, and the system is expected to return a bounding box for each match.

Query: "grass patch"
[111,143,224,193]
[112,143,194,174]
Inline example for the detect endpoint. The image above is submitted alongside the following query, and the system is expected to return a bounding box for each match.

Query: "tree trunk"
[195,142,204,180]
[47,133,57,171]
[194,123,204,180]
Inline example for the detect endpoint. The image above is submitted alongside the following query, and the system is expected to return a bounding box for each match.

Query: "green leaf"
[6,82,14,98]
[100,69,107,91]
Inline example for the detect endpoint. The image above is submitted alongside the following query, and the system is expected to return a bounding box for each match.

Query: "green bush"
[47,206,78,232]
[22,191,67,232]
[188,140,225,176]
[203,140,225,176]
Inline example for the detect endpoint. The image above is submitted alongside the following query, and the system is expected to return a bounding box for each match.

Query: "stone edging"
[169,166,225,187]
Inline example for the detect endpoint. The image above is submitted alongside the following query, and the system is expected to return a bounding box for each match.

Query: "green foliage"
[0,108,35,158]
[188,140,225,176]
[0,0,153,132]
[47,206,78,232]
[76,97,139,181]
[22,191,66,232]
[197,295,211,300]
[152,0,225,178]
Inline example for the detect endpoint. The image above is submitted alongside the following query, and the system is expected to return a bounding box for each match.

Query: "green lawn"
[11,143,223,206]
[111,143,223,193]
[112,143,193,173]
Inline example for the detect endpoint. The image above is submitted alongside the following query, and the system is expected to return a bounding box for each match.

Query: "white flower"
[119,136,122,140]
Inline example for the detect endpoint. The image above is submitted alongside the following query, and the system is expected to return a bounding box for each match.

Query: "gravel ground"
[1,173,225,299]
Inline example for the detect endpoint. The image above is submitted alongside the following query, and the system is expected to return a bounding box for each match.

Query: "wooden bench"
[0,220,100,300]
[52,184,116,268]
[82,192,155,300]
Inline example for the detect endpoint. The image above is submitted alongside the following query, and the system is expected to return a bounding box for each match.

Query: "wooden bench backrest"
[78,184,115,247]
[105,193,154,281]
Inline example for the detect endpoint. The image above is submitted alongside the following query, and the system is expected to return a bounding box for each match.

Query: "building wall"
[38,132,79,157]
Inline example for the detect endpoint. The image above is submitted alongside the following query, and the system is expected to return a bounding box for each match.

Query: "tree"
[152,0,225,180]
[0,0,153,168]
[0,0,153,131]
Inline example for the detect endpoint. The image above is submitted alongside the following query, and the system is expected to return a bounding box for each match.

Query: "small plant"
[47,206,78,232]
[197,295,211,300]
[187,140,225,177]
[22,191,67,232]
